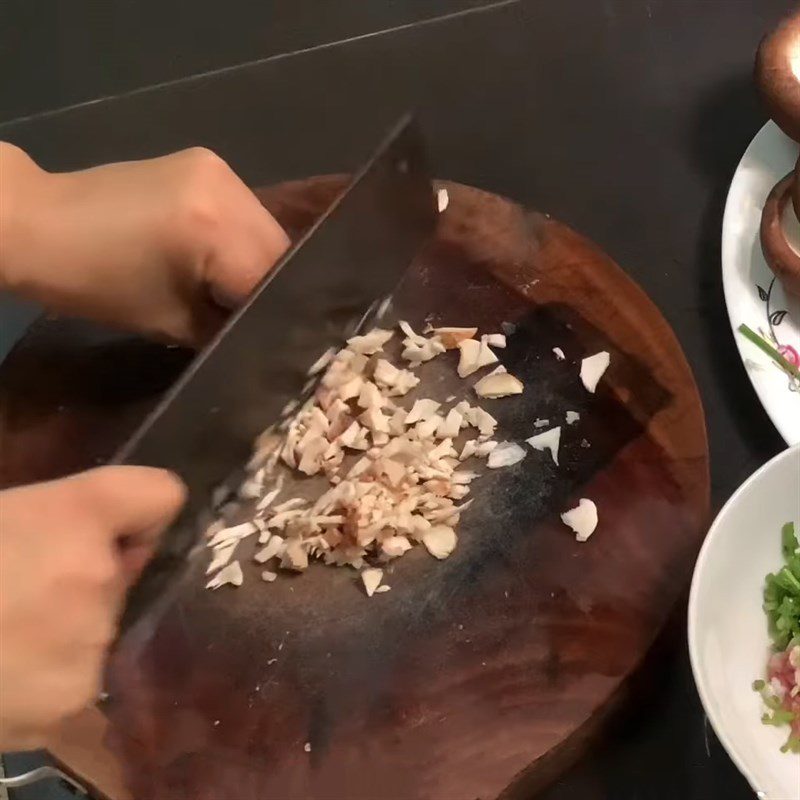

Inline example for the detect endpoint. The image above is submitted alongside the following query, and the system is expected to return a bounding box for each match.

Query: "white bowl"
[689,445,800,799]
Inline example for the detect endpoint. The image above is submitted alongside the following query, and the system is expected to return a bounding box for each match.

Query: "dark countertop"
[0,1,790,797]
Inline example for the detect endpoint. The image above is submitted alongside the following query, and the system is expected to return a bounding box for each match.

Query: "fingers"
[0,467,185,749]
[65,466,187,584]
[208,195,291,309]
[66,466,187,542]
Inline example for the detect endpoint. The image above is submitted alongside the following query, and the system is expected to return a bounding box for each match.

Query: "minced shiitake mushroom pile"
[204,321,610,596]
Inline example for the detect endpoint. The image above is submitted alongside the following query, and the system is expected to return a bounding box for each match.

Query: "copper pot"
[756,7,800,298]
[760,161,800,298]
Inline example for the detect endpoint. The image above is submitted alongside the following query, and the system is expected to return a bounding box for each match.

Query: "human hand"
[0,143,290,345]
[0,466,185,749]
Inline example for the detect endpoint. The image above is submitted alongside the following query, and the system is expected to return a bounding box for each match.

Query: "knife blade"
[115,114,436,629]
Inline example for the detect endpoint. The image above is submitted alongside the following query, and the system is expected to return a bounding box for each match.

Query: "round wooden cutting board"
[0,179,709,800]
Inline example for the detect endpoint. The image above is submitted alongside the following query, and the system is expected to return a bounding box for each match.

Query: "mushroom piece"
[566,410,581,425]
[415,414,443,440]
[422,525,457,559]
[459,439,478,460]
[486,441,527,469]
[361,567,384,597]
[464,407,498,437]
[207,521,257,548]
[280,539,309,571]
[206,561,244,590]
[474,371,524,399]
[580,352,611,393]
[437,408,463,439]
[405,398,441,424]
[381,535,413,559]
[457,338,499,377]
[561,498,598,542]
[255,535,285,563]
[206,541,238,574]
[526,427,561,465]
[482,333,506,348]
[433,326,478,349]
[401,337,446,364]
[553,347,566,361]
[256,482,284,512]
[357,381,385,410]
[346,328,394,355]
[474,440,498,457]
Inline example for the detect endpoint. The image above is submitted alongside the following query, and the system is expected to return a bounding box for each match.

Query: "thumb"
[66,466,187,583]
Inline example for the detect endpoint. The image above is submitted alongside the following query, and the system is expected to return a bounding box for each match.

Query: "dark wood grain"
[0,179,709,800]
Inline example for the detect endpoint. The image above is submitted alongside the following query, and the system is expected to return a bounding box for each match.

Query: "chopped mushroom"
[459,439,478,460]
[207,522,257,548]
[256,483,283,512]
[203,320,595,596]
[526,427,561,465]
[483,333,506,348]
[255,535,284,563]
[474,440,498,457]
[465,407,498,437]
[206,561,244,590]
[373,359,420,396]
[206,541,238,574]
[347,328,394,355]
[433,327,478,349]
[457,339,498,377]
[561,498,598,542]
[474,371,524,399]
[361,568,384,597]
[552,347,565,361]
[398,320,425,344]
[438,408,463,439]
[357,381,385,410]
[422,525,457,559]
[566,410,580,425]
[381,535,413,559]
[487,441,527,468]
[280,539,309,571]
[401,337,446,364]
[405,398,441,424]
[580,351,611,393]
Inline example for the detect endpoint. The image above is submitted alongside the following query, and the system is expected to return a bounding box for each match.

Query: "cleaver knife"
[114,115,437,630]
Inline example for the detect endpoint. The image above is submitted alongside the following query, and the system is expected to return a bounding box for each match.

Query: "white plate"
[689,445,800,799]
[722,121,800,445]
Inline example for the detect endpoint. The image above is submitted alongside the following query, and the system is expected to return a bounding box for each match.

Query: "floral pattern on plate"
[722,121,800,444]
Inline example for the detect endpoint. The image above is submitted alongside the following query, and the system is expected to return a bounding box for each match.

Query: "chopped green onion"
[756,522,800,750]
[782,523,798,560]
[764,695,783,711]
[762,709,796,726]
[781,736,800,754]
[738,324,800,380]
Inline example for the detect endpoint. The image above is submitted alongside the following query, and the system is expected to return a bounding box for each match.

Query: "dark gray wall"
[0,0,496,122]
